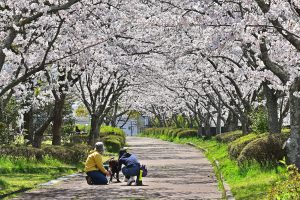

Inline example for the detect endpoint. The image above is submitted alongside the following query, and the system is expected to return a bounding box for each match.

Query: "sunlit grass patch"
[0,156,81,199]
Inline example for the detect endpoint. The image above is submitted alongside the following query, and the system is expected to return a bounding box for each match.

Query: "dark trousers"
[122,165,140,179]
[87,170,108,185]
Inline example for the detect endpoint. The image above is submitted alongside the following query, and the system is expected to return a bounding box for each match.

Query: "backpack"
[140,164,148,177]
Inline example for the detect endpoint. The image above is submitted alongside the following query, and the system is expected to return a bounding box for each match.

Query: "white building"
[116,116,149,136]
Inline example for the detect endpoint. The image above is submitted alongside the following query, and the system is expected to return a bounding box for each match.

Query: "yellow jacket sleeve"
[94,153,107,174]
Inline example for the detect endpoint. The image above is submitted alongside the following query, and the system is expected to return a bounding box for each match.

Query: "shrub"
[100,126,126,143]
[142,127,165,136]
[104,135,125,147]
[171,128,184,138]
[0,122,13,145]
[75,124,90,133]
[0,144,90,164]
[228,133,263,159]
[103,136,121,152]
[62,124,75,135]
[215,130,243,143]
[0,145,44,160]
[42,144,90,164]
[0,179,8,189]
[282,128,290,134]
[177,129,198,138]
[250,107,269,133]
[237,133,288,165]
[65,144,90,163]
[70,134,89,144]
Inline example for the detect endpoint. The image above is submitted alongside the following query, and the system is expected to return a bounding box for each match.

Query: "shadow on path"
[13,137,222,200]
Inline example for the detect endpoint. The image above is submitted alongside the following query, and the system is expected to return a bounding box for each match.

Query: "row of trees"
[1,1,300,168]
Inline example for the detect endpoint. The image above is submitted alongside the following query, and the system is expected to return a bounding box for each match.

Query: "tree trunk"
[216,100,222,134]
[241,115,250,135]
[204,121,210,137]
[204,114,211,136]
[89,115,100,145]
[52,96,65,145]
[23,108,33,145]
[287,79,300,168]
[197,126,203,137]
[187,116,194,128]
[172,114,180,128]
[225,111,238,132]
[264,84,281,133]
[216,114,221,135]
[32,114,54,148]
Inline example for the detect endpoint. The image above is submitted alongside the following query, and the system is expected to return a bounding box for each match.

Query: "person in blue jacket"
[118,148,140,185]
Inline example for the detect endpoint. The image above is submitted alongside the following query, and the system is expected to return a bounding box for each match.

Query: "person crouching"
[85,142,110,185]
[118,148,140,186]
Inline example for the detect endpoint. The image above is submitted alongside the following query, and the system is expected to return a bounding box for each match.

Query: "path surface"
[14,137,222,200]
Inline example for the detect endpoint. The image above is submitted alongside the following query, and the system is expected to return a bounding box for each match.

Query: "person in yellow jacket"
[85,142,110,185]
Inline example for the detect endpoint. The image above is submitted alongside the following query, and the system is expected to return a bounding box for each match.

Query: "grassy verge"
[140,133,288,200]
[0,156,82,199]
[0,153,114,199]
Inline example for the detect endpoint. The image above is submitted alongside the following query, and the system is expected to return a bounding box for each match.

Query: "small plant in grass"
[266,158,300,200]
[0,179,8,189]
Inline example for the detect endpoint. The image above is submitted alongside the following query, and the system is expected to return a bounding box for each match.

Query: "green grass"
[140,133,288,200]
[0,156,81,199]
[100,126,125,135]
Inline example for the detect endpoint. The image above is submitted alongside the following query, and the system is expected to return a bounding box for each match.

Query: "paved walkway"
[14,137,222,200]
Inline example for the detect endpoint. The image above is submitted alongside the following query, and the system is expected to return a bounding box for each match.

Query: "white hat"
[95,142,104,152]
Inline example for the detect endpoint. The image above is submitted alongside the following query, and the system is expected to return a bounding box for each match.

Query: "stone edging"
[39,173,82,186]
[186,142,235,200]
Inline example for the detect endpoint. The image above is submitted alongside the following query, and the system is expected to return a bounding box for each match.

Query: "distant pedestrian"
[75,126,81,134]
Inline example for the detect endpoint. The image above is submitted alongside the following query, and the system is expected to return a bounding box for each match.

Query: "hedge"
[70,134,89,144]
[228,133,265,159]
[142,127,292,165]
[177,129,198,138]
[215,130,243,143]
[103,136,122,152]
[0,144,90,164]
[237,133,289,165]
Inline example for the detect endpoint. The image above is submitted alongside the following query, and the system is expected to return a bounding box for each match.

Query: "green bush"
[142,127,199,139]
[70,134,89,144]
[0,144,90,164]
[0,179,8,189]
[100,126,126,143]
[143,127,160,135]
[103,135,125,147]
[0,122,13,145]
[215,130,243,143]
[0,145,44,160]
[62,124,75,135]
[177,129,198,138]
[103,136,121,152]
[250,107,269,134]
[228,133,263,159]
[171,128,184,138]
[282,128,290,134]
[42,144,90,164]
[237,133,288,165]
[75,124,90,132]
